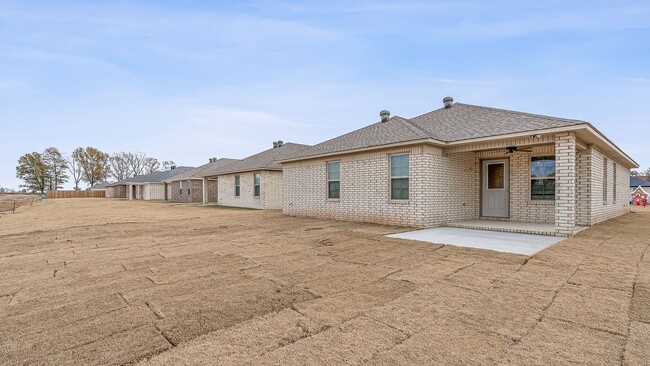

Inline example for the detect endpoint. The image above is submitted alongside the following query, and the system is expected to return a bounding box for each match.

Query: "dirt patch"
[0,199,649,365]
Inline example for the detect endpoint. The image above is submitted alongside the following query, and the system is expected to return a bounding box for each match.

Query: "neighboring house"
[110,167,195,201]
[202,142,310,209]
[106,183,127,199]
[630,176,650,201]
[278,98,638,236]
[630,176,650,191]
[164,158,237,203]
[88,182,112,191]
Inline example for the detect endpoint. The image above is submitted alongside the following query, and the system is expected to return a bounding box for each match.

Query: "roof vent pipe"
[380,110,390,122]
[277,140,284,147]
[273,141,278,148]
[443,96,454,109]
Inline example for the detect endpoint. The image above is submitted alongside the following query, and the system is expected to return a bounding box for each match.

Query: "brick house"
[105,184,126,199]
[108,167,194,201]
[278,98,638,236]
[164,158,237,203]
[202,142,310,209]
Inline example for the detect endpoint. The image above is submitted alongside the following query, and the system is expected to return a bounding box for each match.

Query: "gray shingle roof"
[204,143,310,176]
[282,103,588,161]
[110,166,195,185]
[410,103,586,142]
[88,181,112,190]
[165,158,238,181]
[630,176,650,187]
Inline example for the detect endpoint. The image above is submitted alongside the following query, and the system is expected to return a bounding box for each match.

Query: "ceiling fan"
[505,146,533,155]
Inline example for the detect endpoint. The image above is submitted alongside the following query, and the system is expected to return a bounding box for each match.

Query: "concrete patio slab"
[387,227,565,256]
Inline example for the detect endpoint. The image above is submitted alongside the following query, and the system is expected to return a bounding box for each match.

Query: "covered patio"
[443,131,585,236]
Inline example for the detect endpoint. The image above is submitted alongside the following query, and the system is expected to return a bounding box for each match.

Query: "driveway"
[0,199,648,365]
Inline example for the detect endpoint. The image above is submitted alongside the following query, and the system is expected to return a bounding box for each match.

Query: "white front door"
[482,159,509,218]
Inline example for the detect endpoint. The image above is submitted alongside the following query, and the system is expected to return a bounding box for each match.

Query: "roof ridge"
[396,116,434,139]
[451,103,587,124]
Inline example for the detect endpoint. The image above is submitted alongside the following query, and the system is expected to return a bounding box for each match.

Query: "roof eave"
[276,138,445,164]
[203,167,283,178]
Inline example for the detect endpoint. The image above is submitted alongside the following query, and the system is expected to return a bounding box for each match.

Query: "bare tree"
[67,150,84,190]
[162,161,176,171]
[127,152,160,176]
[144,157,160,174]
[109,152,133,181]
[43,147,69,191]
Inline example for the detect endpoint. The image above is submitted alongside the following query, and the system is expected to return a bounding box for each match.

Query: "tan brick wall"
[589,146,630,225]
[169,180,204,203]
[206,179,218,203]
[283,145,477,228]
[554,133,577,235]
[282,137,631,231]
[475,145,555,224]
[106,185,126,199]
[218,170,283,209]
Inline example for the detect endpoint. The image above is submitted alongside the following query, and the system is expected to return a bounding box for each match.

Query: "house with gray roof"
[108,166,194,201]
[202,142,310,209]
[278,97,638,236]
[630,176,650,204]
[163,158,237,203]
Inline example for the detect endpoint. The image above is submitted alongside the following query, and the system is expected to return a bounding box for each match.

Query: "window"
[487,163,505,189]
[390,154,409,200]
[179,180,183,196]
[531,156,555,200]
[613,162,617,202]
[235,175,240,197]
[327,161,340,199]
[187,180,191,195]
[254,173,261,197]
[603,158,608,202]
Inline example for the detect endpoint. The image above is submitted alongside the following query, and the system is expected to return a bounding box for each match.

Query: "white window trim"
[253,172,261,198]
[235,175,240,197]
[326,161,340,200]
[389,153,409,201]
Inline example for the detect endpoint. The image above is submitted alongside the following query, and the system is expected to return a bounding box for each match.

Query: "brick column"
[555,133,577,235]
[202,178,208,205]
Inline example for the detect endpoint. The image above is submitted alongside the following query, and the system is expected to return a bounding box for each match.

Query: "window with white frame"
[390,154,409,200]
[254,173,261,197]
[235,175,240,197]
[531,156,555,200]
[327,161,340,199]
[179,180,183,196]
[187,180,191,195]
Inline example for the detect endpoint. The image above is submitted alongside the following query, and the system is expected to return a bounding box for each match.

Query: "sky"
[1,0,649,189]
